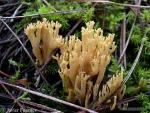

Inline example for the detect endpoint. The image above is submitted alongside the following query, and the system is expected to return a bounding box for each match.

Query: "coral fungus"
[55,21,125,108]
[25,18,64,65]
[25,19,125,109]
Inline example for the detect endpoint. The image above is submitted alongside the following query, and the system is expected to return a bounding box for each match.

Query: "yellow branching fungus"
[55,21,125,108]
[25,19,125,109]
[25,18,64,65]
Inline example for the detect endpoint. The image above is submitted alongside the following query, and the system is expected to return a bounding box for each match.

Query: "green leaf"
[8,59,18,67]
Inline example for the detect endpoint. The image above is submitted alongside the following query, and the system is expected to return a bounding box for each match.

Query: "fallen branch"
[0,93,61,112]
[0,9,86,19]
[92,0,150,8]
[21,101,61,113]
[0,70,10,77]
[0,80,97,113]
[123,37,145,83]
[118,16,137,64]
[0,83,25,112]
[0,3,19,8]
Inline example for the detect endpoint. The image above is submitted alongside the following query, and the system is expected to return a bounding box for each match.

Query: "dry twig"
[0,9,86,19]
[0,80,97,113]
[123,38,145,83]
[0,83,25,112]
[0,70,10,77]
[118,16,137,64]
[92,0,150,8]
[0,17,49,86]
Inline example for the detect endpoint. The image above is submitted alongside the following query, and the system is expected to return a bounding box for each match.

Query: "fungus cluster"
[54,21,125,108]
[25,19,125,109]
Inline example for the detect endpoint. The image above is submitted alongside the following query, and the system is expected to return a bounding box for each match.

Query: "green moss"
[141,9,150,23]
[16,1,94,32]
[138,93,150,113]
[107,56,121,74]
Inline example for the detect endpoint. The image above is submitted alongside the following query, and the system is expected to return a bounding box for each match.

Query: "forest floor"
[0,0,150,113]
